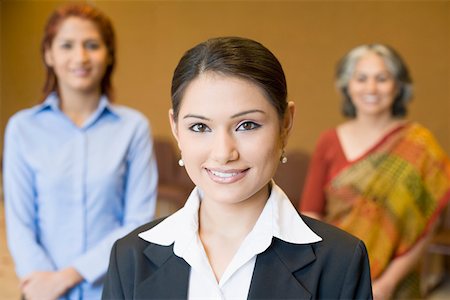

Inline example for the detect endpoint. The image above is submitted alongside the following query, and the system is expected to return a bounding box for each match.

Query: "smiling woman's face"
[170,72,292,206]
[348,52,398,119]
[44,17,109,96]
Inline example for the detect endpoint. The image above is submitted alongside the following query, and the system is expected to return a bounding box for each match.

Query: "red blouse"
[299,129,349,214]
[299,124,409,214]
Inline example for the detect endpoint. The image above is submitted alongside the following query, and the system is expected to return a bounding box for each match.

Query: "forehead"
[179,73,276,116]
[354,52,390,73]
[54,16,101,39]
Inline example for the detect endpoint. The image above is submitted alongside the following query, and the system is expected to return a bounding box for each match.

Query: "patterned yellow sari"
[325,123,450,296]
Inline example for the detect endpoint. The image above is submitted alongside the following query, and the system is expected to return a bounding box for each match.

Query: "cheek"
[179,133,206,162]
[51,55,72,75]
[51,59,67,76]
[241,131,281,162]
[347,82,361,95]
[386,83,398,96]
[249,142,281,180]
[95,54,109,71]
[50,54,64,69]
[179,136,207,186]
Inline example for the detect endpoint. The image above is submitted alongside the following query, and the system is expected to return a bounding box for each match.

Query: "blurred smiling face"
[44,17,109,95]
[348,52,398,118]
[170,73,288,206]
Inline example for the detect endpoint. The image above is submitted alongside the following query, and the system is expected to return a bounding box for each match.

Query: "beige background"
[0,2,449,298]
[1,0,449,157]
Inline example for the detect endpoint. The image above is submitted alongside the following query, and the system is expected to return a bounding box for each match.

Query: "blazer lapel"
[136,243,190,299]
[248,239,316,300]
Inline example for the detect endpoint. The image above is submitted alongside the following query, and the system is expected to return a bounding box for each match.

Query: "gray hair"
[336,44,413,118]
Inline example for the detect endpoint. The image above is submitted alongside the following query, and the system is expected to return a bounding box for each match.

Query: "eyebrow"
[55,37,101,42]
[231,109,265,118]
[183,114,210,121]
[183,109,265,120]
[353,70,391,75]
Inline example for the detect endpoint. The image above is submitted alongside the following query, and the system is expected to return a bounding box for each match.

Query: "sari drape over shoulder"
[324,123,450,280]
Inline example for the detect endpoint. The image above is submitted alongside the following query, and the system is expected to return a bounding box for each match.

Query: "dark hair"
[40,3,116,101]
[336,44,413,118]
[171,37,287,120]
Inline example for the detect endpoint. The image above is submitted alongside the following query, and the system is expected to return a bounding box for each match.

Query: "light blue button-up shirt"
[3,93,158,299]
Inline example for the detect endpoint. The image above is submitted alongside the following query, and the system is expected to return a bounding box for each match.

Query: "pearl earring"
[178,158,184,167]
[280,150,288,164]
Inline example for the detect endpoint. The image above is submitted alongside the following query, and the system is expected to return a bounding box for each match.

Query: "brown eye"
[189,123,210,133]
[237,121,260,131]
[85,41,101,50]
[354,75,367,83]
[60,42,72,50]
[376,74,392,83]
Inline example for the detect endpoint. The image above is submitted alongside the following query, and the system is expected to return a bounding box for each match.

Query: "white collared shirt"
[139,182,322,300]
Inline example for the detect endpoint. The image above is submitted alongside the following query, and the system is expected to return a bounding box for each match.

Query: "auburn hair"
[40,3,116,101]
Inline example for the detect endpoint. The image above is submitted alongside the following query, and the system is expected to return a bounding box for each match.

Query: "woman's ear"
[395,82,402,98]
[168,109,181,149]
[281,101,295,145]
[44,47,54,67]
[107,53,113,66]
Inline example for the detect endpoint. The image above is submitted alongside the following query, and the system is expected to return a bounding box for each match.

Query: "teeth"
[73,69,89,76]
[363,96,378,103]
[210,170,238,178]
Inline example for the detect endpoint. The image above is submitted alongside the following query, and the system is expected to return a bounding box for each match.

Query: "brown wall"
[1,0,449,158]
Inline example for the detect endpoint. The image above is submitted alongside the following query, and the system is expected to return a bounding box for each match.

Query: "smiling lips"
[206,168,249,183]
[72,68,90,77]
[362,95,379,103]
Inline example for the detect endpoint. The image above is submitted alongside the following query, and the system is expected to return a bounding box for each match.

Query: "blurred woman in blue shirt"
[2,4,158,299]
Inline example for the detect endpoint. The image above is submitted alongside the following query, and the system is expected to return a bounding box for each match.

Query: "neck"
[58,88,102,127]
[199,185,269,239]
[352,113,402,131]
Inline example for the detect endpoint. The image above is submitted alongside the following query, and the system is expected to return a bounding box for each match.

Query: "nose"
[365,78,377,93]
[210,129,239,164]
[74,45,89,63]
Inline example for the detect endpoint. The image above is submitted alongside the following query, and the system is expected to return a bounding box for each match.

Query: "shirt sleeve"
[299,131,331,215]
[3,116,57,277]
[72,116,158,283]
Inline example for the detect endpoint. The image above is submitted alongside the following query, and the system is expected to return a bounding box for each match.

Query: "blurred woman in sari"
[300,44,450,299]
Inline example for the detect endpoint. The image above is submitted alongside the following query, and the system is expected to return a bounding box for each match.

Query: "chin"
[208,184,268,206]
[200,185,248,203]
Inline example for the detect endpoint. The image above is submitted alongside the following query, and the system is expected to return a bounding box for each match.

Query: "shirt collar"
[138,187,201,256]
[139,181,322,256]
[34,92,60,113]
[33,92,120,125]
[269,183,322,243]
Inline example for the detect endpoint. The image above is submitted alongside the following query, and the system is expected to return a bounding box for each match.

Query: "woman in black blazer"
[103,37,373,299]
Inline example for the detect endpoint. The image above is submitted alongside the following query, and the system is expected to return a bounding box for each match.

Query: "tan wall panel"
[1,1,449,158]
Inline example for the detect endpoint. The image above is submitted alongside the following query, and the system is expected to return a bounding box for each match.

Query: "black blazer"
[102,215,372,299]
